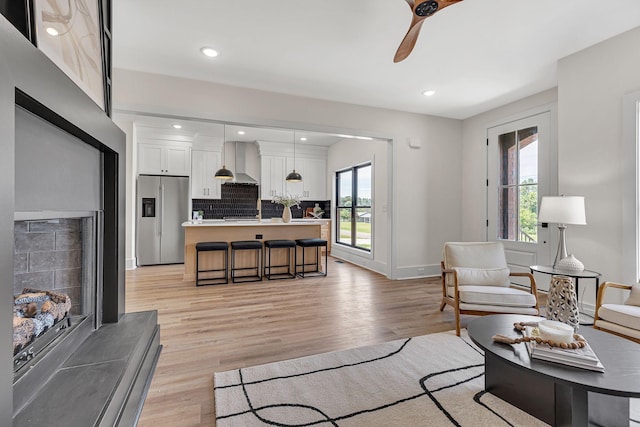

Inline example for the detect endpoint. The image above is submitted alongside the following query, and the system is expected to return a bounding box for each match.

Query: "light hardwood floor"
[125,258,514,426]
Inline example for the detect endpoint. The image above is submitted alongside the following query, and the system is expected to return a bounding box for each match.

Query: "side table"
[529,265,601,324]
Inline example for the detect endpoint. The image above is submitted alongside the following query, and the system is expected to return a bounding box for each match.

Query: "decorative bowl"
[538,319,574,344]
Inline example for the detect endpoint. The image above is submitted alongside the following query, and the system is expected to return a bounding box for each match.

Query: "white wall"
[557,26,640,304]
[112,69,463,278]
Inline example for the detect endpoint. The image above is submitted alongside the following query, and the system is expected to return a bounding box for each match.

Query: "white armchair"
[440,242,540,335]
[594,282,640,343]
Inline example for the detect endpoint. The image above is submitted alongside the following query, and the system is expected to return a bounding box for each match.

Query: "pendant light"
[286,130,302,182]
[215,124,234,180]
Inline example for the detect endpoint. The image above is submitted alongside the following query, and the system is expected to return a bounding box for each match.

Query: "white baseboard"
[329,250,387,276]
[394,264,441,280]
[126,258,137,270]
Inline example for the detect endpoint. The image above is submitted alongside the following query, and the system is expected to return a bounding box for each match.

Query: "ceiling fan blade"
[394,19,426,63]
[394,0,464,63]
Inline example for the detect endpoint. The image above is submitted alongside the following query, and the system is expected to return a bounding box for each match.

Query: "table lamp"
[538,196,586,271]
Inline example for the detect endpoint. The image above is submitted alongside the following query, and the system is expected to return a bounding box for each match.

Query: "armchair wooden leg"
[455,307,461,336]
[439,300,446,311]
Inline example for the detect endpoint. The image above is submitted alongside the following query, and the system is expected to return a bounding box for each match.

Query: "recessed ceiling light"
[172,124,182,129]
[237,130,245,135]
[422,89,436,97]
[46,27,59,36]
[300,137,307,141]
[200,47,219,58]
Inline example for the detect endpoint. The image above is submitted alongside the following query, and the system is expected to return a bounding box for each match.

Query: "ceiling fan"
[394,0,463,63]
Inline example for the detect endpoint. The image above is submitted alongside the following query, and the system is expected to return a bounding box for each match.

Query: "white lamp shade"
[538,196,586,225]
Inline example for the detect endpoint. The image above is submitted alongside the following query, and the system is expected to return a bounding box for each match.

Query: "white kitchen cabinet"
[138,141,191,176]
[286,157,326,200]
[191,150,222,199]
[261,155,286,199]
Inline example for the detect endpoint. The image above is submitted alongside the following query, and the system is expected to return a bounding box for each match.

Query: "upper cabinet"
[136,126,193,176]
[286,157,326,200]
[191,150,222,199]
[258,141,328,200]
[138,141,191,176]
[190,133,224,199]
[260,155,287,199]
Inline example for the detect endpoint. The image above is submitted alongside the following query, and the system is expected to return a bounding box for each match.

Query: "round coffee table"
[468,314,640,427]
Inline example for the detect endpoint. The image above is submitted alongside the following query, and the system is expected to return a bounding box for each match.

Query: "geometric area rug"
[214,330,555,426]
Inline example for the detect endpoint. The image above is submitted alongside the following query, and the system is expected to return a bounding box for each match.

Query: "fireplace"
[7,97,162,426]
[0,10,161,422]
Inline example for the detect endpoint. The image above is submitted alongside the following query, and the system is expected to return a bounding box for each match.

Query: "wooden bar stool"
[295,238,328,278]
[263,240,296,280]
[195,241,229,285]
[231,240,263,283]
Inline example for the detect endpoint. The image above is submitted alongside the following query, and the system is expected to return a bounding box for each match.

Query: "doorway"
[487,111,553,288]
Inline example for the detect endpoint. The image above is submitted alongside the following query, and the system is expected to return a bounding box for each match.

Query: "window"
[336,163,372,251]
[498,126,538,243]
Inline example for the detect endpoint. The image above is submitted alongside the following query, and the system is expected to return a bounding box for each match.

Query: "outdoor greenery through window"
[498,126,538,243]
[336,163,372,251]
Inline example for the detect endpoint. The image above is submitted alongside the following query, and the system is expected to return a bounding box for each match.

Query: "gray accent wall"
[0,13,126,424]
[15,107,101,211]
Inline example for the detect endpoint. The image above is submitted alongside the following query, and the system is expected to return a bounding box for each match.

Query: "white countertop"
[182,218,329,227]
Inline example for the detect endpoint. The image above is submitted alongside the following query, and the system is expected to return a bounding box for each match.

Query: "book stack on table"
[524,327,605,372]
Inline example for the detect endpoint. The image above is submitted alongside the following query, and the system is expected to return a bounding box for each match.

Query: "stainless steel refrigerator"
[137,175,189,265]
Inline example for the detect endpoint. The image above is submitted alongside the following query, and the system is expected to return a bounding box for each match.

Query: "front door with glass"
[487,112,552,288]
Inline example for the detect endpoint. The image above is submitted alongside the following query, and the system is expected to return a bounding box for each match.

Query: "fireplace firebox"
[13,212,100,374]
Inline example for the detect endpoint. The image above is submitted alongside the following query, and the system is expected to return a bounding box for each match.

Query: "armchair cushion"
[447,285,537,307]
[454,267,510,287]
[624,284,640,307]
[597,303,640,330]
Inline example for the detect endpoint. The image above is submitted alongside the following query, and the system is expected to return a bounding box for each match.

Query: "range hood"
[230,142,258,185]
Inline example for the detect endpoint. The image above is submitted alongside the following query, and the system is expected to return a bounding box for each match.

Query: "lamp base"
[552,224,569,270]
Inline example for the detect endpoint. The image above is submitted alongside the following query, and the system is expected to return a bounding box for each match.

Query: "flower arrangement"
[272,194,301,208]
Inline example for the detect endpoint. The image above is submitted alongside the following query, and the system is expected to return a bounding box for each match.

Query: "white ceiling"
[113,1,640,120]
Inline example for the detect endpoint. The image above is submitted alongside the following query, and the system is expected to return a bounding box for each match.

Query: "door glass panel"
[519,184,538,243]
[499,132,517,186]
[498,186,517,240]
[497,126,539,243]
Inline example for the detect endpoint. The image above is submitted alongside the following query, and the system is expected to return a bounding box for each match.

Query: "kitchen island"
[181,219,327,281]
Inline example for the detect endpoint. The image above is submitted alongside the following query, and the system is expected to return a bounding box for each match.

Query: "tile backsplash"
[192,183,330,219]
